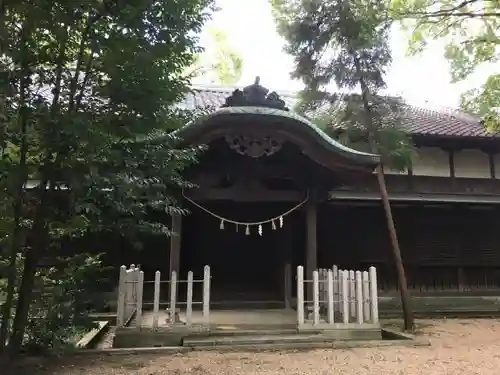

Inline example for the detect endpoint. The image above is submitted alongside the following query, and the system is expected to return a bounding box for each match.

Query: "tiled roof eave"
[175,106,381,168]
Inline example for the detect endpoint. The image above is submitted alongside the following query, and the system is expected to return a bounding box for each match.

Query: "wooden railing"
[116,265,211,329]
[296,265,379,329]
[116,265,142,327]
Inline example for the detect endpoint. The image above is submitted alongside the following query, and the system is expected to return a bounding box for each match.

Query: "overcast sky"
[199,0,496,108]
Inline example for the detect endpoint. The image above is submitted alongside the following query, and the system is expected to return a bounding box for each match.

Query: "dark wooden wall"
[318,202,500,293]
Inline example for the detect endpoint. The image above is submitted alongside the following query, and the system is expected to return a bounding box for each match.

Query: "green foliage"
[271,0,415,170]
[24,254,108,355]
[188,26,244,85]
[460,74,500,131]
[0,0,215,356]
[0,253,109,355]
[391,0,500,81]
[391,0,500,127]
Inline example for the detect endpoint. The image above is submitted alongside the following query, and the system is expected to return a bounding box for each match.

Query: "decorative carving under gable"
[221,76,289,111]
[225,134,283,158]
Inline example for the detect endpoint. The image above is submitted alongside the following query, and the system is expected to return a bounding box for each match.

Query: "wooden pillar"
[281,216,293,309]
[306,200,318,301]
[169,214,182,277]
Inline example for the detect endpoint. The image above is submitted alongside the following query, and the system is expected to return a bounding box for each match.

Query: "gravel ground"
[13,319,500,375]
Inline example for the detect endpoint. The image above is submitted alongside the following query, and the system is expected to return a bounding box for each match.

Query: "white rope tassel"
[181,190,309,235]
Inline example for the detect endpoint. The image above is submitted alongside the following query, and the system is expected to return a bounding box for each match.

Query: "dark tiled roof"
[183,85,499,139]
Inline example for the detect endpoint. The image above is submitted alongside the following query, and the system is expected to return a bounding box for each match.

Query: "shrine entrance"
[166,77,381,311]
[181,201,306,307]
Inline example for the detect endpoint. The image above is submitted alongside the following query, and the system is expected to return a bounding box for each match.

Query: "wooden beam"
[185,187,305,202]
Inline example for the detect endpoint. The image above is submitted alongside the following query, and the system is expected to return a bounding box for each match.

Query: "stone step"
[208,328,302,337]
[184,333,328,347]
[183,329,382,347]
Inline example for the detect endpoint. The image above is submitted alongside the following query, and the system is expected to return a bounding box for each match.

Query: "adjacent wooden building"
[155,79,500,307]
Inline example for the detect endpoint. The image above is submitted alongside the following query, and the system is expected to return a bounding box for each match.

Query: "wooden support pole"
[169,214,182,276]
[305,200,317,302]
[376,165,413,330]
[284,263,292,309]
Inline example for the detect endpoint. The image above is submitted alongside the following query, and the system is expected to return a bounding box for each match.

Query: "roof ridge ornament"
[221,76,289,111]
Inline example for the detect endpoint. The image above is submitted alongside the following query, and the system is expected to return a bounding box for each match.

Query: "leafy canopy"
[188,26,244,85]
[390,0,500,129]
[0,0,215,355]
[271,0,415,170]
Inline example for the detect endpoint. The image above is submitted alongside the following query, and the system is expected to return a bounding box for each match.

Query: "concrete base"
[113,326,210,348]
[113,325,384,349]
[115,309,384,349]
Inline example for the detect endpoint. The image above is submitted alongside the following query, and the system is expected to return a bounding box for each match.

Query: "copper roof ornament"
[221,76,289,111]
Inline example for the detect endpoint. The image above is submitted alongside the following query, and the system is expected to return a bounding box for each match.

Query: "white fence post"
[135,270,144,328]
[327,269,334,324]
[297,265,304,325]
[355,271,363,324]
[116,265,127,327]
[362,271,371,322]
[152,270,161,329]
[169,270,177,323]
[369,266,379,323]
[186,271,194,326]
[131,266,138,306]
[312,270,320,325]
[332,265,339,311]
[318,269,325,311]
[322,269,328,310]
[349,270,355,319]
[124,267,134,322]
[202,265,211,325]
[341,270,349,324]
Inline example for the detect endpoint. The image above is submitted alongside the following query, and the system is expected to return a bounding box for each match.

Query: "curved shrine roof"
[175,78,380,170]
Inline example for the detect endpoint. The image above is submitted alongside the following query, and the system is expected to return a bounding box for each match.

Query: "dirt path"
[13,319,500,375]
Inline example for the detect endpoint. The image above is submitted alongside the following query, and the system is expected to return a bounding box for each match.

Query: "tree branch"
[395,0,500,19]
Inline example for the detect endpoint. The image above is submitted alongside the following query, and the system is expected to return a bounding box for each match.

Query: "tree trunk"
[376,165,414,330]
[7,244,39,356]
[0,17,30,354]
[8,20,69,357]
[354,56,414,330]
